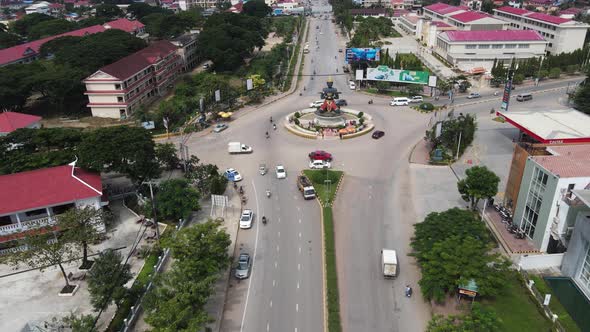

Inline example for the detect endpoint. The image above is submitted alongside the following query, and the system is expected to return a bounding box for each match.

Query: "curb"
[318,198,328,332]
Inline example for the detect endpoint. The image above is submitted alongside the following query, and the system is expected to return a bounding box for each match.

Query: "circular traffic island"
[285,108,374,140]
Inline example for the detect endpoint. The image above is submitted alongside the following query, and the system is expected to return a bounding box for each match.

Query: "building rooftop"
[495,5,530,16]
[430,20,453,27]
[349,8,388,15]
[103,18,145,33]
[532,145,590,178]
[498,109,590,144]
[526,12,571,25]
[441,29,544,42]
[0,112,42,134]
[93,40,178,80]
[401,14,421,23]
[0,165,102,215]
[572,189,590,208]
[450,10,492,23]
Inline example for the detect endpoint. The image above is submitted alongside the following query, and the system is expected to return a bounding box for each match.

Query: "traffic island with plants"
[424,112,477,164]
[303,169,344,332]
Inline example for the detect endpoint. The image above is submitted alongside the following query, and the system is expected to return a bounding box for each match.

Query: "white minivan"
[390,97,409,106]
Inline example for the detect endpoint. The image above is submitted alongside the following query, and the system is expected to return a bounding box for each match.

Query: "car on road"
[309,159,331,169]
[343,66,350,73]
[235,253,251,279]
[309,150,333,161]
[389,97,409,106]
[310,100,324,108]
[409,96,423,103]
[276,165,287,179]
[338,49,343,53]
[467,92,481,99]
[372,130,385,139]
[239,209,253,229]
[224,168,242,182]
[349,82,356,90]
[213,123,228,133]
[335,99,347,106]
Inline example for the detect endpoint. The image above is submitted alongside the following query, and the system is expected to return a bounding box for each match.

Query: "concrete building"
[24,1,50,15]
[447,11,509,30]
[398,14,422,35]
[349,8,390,17]
[423,3,468,21]
[83,41,183,119]
[493,6,590,54]
[170,32,200,71]
[0,112,41,136]
[0,164,105,255]
[435,29,547,71]
[420,20,456,47]
[178,0,217,10]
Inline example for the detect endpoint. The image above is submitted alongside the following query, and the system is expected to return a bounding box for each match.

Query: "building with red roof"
[103,17,147,37]
[424,3,467,20]
[447,10,509,30]
[83,41,182,119]
[0,18,147,67]
[0,112,42,136]
[0,163,105,248]
[494,6,589,54]
[435,29,547,71]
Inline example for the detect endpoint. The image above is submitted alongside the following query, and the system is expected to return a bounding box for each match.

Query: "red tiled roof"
[96,41,178,80]
[424,3,453,13]
[0,165,102,215]
[526,12,571,25]
[0,112,41,133]
[495,6,530,16]
[450,11,492,23]
[103,18,145,33]
[431,20,453,28]
[533,145,590,178]
[426,3,465,15]
[49,3,63,8]
[560,7,582,15]
[442,29,544,42]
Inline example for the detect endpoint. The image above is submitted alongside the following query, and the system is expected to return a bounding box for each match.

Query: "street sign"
[215,89,221,102]
[246,79,253,91]
[459,289,477,297]
[355,70,364,81]
[428,75,438,88]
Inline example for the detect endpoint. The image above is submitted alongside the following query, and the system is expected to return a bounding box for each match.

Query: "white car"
[409,96,423,103]
[310,100,324,108]
[239,209,253,229]
[349,82,356,90]
[276,165,287,179]
[309,159,331,169]
[390,97,410,106]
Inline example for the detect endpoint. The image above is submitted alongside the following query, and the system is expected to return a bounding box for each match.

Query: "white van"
[516,93,533,102]
[390,97,409,106]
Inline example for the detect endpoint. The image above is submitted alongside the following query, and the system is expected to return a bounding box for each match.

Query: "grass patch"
[366,88,408,97]
[481,271,553,332]
[492,116,506,123]
[303,170,343,206]
[284,17,306,92]
[323,207,341,332]
[529,275,581,332]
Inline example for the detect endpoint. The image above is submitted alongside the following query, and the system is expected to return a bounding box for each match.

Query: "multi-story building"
[349,8,390,17]
[178,0,217,10]
[0,164,105,255]
[24,1,50,15]
[493,6,590,54]
[420,20,456,47]
[447,11,509,30]
[0,18,145,67]
[423,3,468,21]
[398,14,422,35]
[83,41,183,119]
[170,33,200,72]
[435,29,547,71]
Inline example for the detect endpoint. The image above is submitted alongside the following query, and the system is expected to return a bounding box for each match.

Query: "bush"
[358,118,365,125]
[294,111,301,118]
[419,102,434,111]
[357,112,364,118]
[294,118,300,125]
[538,69,549,79]
[512,73,525,85]
[549,68,561,79]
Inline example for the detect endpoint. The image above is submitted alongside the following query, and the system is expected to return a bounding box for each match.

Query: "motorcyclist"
[405,285,413,297]
[262,216,267,224]
[265,131,269,139]
[270,116,273,123]
[273,123,277,130]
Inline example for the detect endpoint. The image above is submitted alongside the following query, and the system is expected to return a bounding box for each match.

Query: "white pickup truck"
[381,249,398,278]
[228,142,253,154]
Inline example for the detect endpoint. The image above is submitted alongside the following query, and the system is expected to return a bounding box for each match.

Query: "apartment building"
[398,14,422,35]
[24,1,50,15]
[435,29,547,71]
[170,33,200,71]
[83,41,183,119]
[494,6,589,54]
[178,0,217,10]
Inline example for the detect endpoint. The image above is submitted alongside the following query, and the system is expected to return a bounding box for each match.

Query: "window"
[580,242,590,292]
[520,166,548,239]
[478,45,490,49]
[115,84,121,90]
[518,44,529,49]
[465,45,476,49]
[567,183,575,199]
[492,44,503,49]
[505,44,516,49]
[117,96,123,102]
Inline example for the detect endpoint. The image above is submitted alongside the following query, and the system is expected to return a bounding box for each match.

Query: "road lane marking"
[278,231,280,238]
[267,323,270,331]
[240,180,261,332]
[279,217,281,223]
[298,263,301,271]
[276,245,280,252]
[298,232,302,238]
[297,206,301,211]
[275,261,278,268]
[296,303,299,312]
[297,281,300,289]
[270,300,273,308]
[298,247,301,254]
[298,219,301,224]
[273,280,276,287]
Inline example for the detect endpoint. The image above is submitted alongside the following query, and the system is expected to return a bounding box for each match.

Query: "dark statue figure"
[317,77,341,115]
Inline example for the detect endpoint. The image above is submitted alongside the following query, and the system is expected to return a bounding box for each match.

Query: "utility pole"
[456,131,462,161]
[145,181,161,241]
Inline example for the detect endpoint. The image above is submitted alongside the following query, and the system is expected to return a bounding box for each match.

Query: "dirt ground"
[431,294,469,317]
[41,116,136,129]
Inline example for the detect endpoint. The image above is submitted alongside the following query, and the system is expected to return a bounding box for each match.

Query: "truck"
[381,249,398,278]
[303,44,310,54]
[297,175,316,200]
[228,142,253,154]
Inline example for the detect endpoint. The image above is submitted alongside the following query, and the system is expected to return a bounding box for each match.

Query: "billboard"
[345,48,380,64]
[366,66,429,85]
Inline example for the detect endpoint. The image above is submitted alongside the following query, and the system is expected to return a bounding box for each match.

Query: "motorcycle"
[266,189,271,198]
[368,99,373,104]
[239,186,244,195]
[262,216,267,225]
[265,131,270,139]
[405,286,413,298]
[273,124,277,131]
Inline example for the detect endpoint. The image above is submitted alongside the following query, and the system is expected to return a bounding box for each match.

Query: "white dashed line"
[296,303,299,312]
[279,217,281,223]
[276,245,280,252]
[299,247,301,254]
[273,280,276,287]
[298,232,302,238]
[267,323,270,331]
[298,263,301,271]
[275,261,278,268]
[297,206,301,211]
[278,231,281,238]
[298,219,301,224]
[270,300,273,308]
[297,281,300,289]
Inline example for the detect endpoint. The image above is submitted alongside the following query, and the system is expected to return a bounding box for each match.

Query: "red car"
[309,150,333,161]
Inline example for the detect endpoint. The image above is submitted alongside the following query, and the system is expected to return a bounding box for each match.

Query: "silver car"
[213,123,228,132]
[235,253,251,279]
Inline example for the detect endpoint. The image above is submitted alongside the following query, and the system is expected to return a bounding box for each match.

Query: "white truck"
[297,175,316,200]
[381,249,398,278]
[228,142,253,154]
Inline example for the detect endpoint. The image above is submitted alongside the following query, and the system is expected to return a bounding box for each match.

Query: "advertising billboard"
[366,66,429,85]
[345,48,380,64]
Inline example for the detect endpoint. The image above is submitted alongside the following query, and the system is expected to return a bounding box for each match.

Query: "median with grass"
[303,169,344,332]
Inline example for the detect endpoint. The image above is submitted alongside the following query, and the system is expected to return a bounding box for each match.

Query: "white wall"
[88,95,121,103]
[85,82,120,91]
[518,253,565,270]
[554,27,588,54]
[91,107,124,119]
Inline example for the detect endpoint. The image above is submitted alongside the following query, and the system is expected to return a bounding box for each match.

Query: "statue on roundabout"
[317,76,341,116]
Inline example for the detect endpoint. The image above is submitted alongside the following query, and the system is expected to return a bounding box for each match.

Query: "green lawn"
[366,88,408,97]
[303,170,343,206]
[481,272,553,332]
[529,275,581,332]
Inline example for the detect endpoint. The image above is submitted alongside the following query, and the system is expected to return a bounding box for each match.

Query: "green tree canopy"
[9,13,54,36]
[0,31,23,49]
[27,19,78,40]
[58,206,109,268]
[87,249,132,311]
[427,303,502,332]
[457,166,500,210]
[155,143,180,170]
[94,4,124,19]
[155,178,200,221]
[574,78,590,115]
[128,2,172,19]
[242,0,272,18]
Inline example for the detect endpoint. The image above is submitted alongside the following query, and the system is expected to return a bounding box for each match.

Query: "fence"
[519,269,566,332]
[119,217,188,332]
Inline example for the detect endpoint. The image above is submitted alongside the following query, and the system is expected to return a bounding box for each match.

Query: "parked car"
[309,150,333,161]
[390,97,409,106]
[335,99,347,106]
[372,130,385,139]
[310,100,324,108]
[343,66,350,73]
[309,159,331,169]
[235,253,251,279]
[349,82,356,90]
[239,209,253,229]
[467,92,481,99]
[224,168,242,182]
[409,96,423,103]
[276,165,287,179]
[338,49,343,52]
[213,123,228,133]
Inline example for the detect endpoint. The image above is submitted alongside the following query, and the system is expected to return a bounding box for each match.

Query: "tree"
[0,31,23,49]
[58,206,108,269]
[8,228,78,290]
[94,4,123,19]
[185,156,224,196]
[457,166,500,210]
[549,67,561,79]
[156,178,200,221]
[155,143,180,170]
[242,0,272,18]
[29,62,85,112]
[27,19,78,40]
[375,81,389,93]
[9,13,54,36]
[481,0,494,13]
[209,173,228,195]
[0,63,39,110]
[128,2,172,19]
[574,80,590,115]
[87,249,132,311]
[512,73,524,85]
[426,113,477,159]
[62,313,98,332]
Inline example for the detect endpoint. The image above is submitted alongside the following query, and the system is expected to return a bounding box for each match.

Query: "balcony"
[0,216,58,237]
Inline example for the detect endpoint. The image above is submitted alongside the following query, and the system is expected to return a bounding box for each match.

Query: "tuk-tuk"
[259,164,267,175]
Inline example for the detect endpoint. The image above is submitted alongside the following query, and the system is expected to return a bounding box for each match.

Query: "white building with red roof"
[83,41,182,119]
[447,11,509,30]
[494,6,589,54]
[0,164,105,252]
[0,112,42,136]
[423,3,468,21]
[435,29,548,71]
